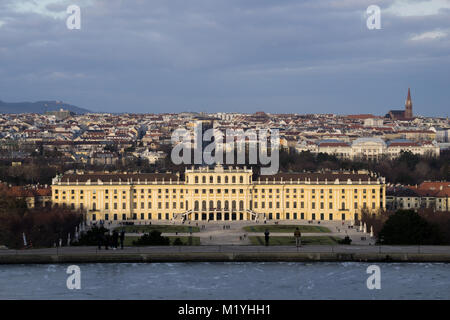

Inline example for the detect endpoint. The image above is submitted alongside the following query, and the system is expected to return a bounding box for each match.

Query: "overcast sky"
[0,0,449,116]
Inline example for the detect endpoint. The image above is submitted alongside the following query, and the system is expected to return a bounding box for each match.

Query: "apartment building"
[386,182,450,212]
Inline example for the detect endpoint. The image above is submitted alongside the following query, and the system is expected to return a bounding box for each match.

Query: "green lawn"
[124,236,201,246]
[114,225,200,233]
[243,225,330,233]
[249,236,341,246]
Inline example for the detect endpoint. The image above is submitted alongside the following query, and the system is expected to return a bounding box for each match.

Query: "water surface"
[0,262,449,299]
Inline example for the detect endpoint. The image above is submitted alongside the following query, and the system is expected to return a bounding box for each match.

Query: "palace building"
[51,165,386,222]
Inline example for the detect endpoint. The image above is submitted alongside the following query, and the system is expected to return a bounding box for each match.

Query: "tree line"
[0,185,82,249]
[0,146,448,186]
[361,209,450,245]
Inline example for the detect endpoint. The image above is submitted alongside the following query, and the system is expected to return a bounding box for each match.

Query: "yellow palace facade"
[51,165,386,222]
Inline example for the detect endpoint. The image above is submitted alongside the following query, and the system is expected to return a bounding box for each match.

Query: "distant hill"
[0,100,91,114]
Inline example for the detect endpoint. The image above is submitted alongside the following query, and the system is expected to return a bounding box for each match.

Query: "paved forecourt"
[111,219,373,245]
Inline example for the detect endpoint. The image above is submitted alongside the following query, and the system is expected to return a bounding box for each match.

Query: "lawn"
[124,235,201,246]
[249,236,341,246]
[114,225,200,234]
[243,225,330,233]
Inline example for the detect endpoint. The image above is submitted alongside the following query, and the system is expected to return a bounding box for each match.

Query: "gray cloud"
[0,0,449,116]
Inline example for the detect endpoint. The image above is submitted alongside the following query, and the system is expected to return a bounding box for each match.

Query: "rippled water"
[0,262,449,299]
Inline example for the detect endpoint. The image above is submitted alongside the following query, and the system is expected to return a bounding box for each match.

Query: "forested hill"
[0,100,91,114]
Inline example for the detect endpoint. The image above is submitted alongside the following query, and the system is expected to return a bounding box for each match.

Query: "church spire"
[405,87,413,119]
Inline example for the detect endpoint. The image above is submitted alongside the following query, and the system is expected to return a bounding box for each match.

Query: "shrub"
[172,238,183,246]
[132,230,170,246]
[338,236,352,245]
[378,210,443,245]
[73,226,109,246]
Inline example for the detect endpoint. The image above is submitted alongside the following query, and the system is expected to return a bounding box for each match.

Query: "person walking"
[119,229,125,249]
[112,230,119,249]
[104,232,110,250]
[264,229,270,246]
[97,231,103,250]
[294,227,301,247]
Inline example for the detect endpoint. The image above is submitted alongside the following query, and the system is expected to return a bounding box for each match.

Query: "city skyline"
[0,0,449,116]
[1,0,450,305]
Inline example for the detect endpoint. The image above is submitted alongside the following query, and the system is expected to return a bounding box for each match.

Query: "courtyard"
[106,219,374,246]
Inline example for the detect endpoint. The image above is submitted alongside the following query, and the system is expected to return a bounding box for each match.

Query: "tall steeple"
[405,87,413,119]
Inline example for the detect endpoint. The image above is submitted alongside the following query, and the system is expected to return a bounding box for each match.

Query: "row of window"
[190,175,250,184]
[91,212,357,221]
[66,199,378,211]
[254,201,376,210]
[55,192,376,203]
[55,187,380,195]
